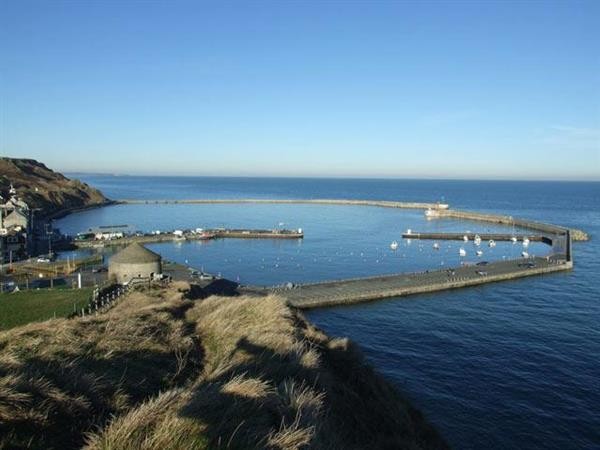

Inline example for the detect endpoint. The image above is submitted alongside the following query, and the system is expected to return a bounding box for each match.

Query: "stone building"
[108,243,162,284]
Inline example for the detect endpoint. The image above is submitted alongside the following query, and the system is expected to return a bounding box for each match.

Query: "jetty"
[402,231,552,245]
[282,256,571,309]
[72,228,303,248]
[424,208,588,241]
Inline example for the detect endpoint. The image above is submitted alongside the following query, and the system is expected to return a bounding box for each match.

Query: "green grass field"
[0,287,94,331]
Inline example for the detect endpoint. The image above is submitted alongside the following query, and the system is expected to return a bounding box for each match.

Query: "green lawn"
[0,287,94,331]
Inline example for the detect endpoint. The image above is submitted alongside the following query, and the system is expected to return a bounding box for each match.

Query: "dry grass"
[1,284,447,450]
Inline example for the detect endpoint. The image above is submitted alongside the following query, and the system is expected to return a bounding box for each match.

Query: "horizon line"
[63,171,600,183]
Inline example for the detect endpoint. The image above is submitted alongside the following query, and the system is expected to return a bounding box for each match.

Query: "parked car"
[476,270,488,276]
[36,257,51,263]
[476,261,489,266]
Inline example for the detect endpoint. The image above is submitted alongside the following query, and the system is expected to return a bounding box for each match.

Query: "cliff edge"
[0,157,109,217]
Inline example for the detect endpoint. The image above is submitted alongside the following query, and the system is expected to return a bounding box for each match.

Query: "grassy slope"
[0,283,448,450]
[0,288,94,330]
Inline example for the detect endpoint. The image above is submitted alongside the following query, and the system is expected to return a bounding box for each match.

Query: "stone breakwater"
[117,198,450,210]
[425,209,589,241]
[282,257,572,309]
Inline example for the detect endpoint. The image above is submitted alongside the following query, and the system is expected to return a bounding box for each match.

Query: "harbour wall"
[401,232,552,245]
[427,209,588,241]
[73,229,303,248]
[117,198,450,210]
[284,258,572,309]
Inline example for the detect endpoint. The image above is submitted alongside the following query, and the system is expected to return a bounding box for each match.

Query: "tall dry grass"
[1,284,447,450]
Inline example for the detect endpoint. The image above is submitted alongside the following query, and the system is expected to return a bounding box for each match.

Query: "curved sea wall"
[117,198,588,240]
[427,208,589,241]
[118,198,450,210]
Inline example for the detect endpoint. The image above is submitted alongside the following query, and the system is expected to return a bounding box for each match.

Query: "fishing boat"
[523,237,530,247]
[510,236,517,244]
[390,241,399,250]
[474,234,482,246]
[521,251,529,258]
[459,247,467,257]
[476,250,483,257]
[463,235,469,242]
[488,240,496,248]
[433,242,440,250]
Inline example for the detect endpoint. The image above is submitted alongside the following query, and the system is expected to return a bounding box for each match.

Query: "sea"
[57,176,600,450]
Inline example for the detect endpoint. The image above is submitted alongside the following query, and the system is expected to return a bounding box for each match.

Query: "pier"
[402,231,552,245]
[117,198,450,210]
[424,208,588,241]
[72,228,303,248]
[282,256,572,309]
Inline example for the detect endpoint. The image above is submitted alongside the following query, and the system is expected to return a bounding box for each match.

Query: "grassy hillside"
[0,288,94,331]
[0,283,448,449]
[0,158,109,217]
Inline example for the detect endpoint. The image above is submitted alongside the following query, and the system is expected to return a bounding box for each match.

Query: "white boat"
[425,209,435,217]
[474,234,482,246]
[476,250,483,257]
[523,238,530,247]
[463,235,469,242]
[510,236,517,244]
[488,240,496,248]
[433,242,440,250]
[390,241,399,250]
[459,248,466,257]
[521,251,529,258]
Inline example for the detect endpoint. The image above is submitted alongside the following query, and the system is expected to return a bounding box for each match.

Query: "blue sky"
[1,0,599,179]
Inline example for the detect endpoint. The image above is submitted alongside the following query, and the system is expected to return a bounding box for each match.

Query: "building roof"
[4,209,27,224]
[111,243,161,264]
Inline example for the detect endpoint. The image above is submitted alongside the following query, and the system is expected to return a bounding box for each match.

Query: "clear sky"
[1,0,599,179]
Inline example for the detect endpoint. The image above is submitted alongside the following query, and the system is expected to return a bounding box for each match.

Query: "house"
[0,183,31,264]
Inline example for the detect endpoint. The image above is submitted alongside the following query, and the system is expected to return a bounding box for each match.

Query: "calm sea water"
[59,176,600,449]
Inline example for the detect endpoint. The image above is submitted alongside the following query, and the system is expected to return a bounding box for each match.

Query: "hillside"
[0,283,448,450]
[0,157,109,217]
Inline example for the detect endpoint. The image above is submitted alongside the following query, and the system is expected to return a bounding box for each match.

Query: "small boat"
[488,240,496,248]
[476,250,483,257]
[474,234,482,246]
[463,235,469,242]
[521,251,529,258]
[390,241,399,250]
[406,229,412,235]
[433,242,440,250]
[510,236,517,244]
[523,238,530,247]
[459,248,466,257]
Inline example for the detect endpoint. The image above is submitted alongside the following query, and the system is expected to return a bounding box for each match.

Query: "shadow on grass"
[0,303,204,450]
[179,335,449,450]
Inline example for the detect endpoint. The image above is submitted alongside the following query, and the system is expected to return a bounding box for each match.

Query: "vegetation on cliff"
[0,158,109,217]
[0,283,447,449]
